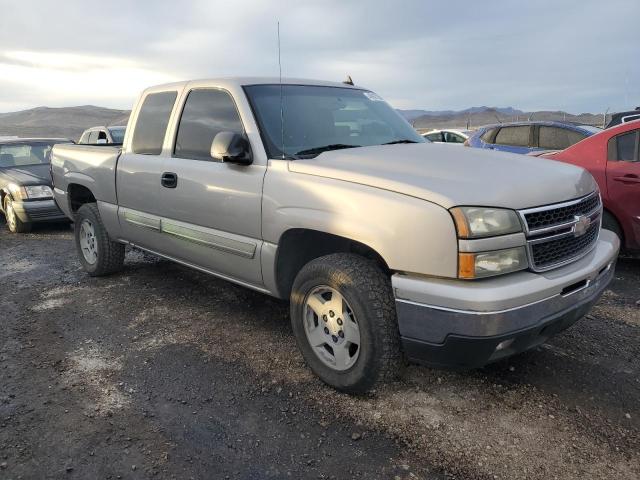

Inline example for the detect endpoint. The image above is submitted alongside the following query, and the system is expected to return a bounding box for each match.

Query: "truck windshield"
[244,85,425,159]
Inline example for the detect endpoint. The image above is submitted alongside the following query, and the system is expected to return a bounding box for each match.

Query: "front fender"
[262,163,458,278]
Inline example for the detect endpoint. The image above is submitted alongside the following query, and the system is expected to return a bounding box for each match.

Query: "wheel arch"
[274,228,390,299]
[602,207,626,247]
[67,183,97,215]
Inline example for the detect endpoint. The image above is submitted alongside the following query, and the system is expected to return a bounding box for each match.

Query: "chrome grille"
[518,192,601,272]
[524,194,600,231]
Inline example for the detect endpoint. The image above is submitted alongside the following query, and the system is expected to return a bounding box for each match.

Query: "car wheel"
[602,211,624,245]
[75,203,125,276]
[4,197,31,233]
[290,253,404,393]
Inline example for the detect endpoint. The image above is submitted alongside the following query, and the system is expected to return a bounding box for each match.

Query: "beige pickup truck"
[50,78,619,393]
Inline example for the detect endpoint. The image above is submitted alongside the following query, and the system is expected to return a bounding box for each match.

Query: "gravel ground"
[1,223,639,479]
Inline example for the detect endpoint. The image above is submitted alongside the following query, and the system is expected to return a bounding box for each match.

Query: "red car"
[539,120,640,251]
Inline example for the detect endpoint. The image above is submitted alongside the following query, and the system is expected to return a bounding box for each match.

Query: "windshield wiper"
[382,139,420,145]
[295,144,361,156]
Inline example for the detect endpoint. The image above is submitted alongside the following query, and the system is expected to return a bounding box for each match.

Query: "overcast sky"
[0,0,638,114]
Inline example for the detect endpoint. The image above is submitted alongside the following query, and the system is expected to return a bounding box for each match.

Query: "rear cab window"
[132,91,178,155]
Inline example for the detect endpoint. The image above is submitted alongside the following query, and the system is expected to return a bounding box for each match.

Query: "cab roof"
[142,77,365,94]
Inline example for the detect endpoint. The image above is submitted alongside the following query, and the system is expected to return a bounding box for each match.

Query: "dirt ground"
[1,223,639,480]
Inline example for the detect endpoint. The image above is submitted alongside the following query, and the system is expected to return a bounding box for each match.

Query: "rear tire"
[290,253,403,394]
[75,203,125,276]
[4,197,31,233]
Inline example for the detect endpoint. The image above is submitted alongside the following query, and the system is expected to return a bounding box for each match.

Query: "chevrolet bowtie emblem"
[573,214,591,237]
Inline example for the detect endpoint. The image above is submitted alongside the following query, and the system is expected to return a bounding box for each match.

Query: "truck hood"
[0,164,52,187]
[288,143,597,209]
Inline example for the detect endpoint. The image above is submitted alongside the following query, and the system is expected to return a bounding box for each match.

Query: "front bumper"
[12,199,68,223]
[393,230,619,368]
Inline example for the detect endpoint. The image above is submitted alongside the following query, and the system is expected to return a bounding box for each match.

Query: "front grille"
[519,192,601,272]
[27,206,64,219]
[524,193,600,230]
[530,222,599,269]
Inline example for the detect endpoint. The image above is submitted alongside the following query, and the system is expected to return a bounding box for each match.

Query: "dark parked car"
[465,121,601,155]
[0,138,72,233]
[605,108,640,129]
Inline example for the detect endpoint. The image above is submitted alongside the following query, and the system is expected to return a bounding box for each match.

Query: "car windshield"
[108,127,126,143]
[0,141,62,168]
[244,85,425,158]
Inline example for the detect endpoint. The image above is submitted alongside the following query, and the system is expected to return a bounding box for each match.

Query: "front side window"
[480,128,497,143]
[444,132,466,143]
[79,132,90,144]
[425,132,442,142]
[244,85,424,158]
[0,142,59,167]
[132,91,178,155]
[538,126,586,150]
[174,89,244,161]
[88,131,98,144]
[622,114,640,124]
[609,130,639,161]
[494,126,530,147]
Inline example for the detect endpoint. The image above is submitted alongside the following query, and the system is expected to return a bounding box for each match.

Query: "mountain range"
[0,105,130,140]
[0,105,607,140]
[397,107,606,131]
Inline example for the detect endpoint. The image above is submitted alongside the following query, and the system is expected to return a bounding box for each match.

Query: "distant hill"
[0,106,130,141]
[0,104,607,141]
[397,106,606,131]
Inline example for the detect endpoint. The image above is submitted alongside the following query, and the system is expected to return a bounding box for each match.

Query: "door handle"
[161,172,178,188]
[613,174,640,184]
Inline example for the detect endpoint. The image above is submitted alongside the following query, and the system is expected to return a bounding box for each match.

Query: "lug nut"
[332,335,338,343]
[329,311,335,318]
[322,315,328,322]
[324,327,329,334]
[337,318,343,326]
[338,330,344,338]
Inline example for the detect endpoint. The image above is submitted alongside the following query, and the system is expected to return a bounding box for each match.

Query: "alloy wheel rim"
[6,202,16,231]
[79,219,98,264]
[303,285,360,371]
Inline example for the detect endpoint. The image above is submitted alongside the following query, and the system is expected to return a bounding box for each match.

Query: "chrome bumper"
[393,230,619,367]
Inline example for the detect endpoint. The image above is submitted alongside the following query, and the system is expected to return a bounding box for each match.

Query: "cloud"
[0,0,638,113]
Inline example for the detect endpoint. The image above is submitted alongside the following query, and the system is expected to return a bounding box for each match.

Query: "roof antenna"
[278,21,285,159]
[343,75,354,86]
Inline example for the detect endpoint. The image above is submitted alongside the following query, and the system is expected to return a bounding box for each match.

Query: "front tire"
[602,211,623,245]
[290,253,403,393]
[4,197,31,233]
[75,203,125,276]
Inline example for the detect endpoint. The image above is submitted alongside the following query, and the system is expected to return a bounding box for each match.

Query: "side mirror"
[210,132,252,165]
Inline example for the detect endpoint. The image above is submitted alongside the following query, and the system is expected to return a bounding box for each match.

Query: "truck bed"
[50,143,122,218]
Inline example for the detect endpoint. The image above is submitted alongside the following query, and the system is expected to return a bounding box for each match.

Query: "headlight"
[458,247,528,279]
[24,185,53,199]
[7,183,27,200]
[450,207,522,238]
